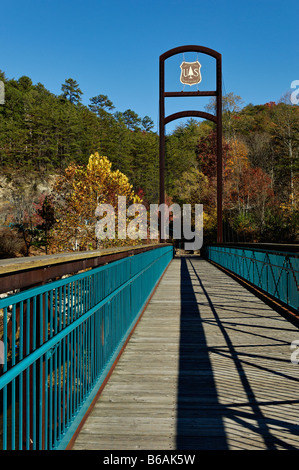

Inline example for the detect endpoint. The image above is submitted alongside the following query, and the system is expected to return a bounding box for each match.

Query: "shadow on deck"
[176,257,299,450]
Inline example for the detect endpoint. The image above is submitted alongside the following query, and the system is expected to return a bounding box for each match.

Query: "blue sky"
[1,0,298,133]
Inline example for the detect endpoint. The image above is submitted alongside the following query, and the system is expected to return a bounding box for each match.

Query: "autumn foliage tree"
[2,176,55,256]
[195,130,229,240]
[195,130,276,241]
[51,153,142,252]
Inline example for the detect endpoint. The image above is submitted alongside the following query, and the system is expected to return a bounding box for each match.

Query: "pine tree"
[61,78,83,104]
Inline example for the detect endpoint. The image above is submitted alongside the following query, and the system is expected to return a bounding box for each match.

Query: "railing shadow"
[176,256,299,450]
[176,256,228,449]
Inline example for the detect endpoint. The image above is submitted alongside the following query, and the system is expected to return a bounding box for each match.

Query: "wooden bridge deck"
[71,256,299,450]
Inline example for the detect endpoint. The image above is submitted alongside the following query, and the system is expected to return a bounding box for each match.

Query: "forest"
[0,70,298,257]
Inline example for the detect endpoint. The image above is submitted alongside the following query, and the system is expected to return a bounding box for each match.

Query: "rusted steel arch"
[159,45,223,243]
[160,44,221,62]
[164,110,217,126]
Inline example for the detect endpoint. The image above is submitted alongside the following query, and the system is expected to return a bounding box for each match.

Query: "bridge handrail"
[0,244,167,294]
[210,242,299,255]
[203,244,298,312]
[0,244,173,450]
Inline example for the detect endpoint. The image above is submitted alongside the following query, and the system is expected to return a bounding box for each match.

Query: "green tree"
[141,115,154,132]
[89,94,115,115]
[122,109,141,131]
[61,78,83,104]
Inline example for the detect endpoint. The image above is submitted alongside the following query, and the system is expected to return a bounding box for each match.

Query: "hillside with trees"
[0,71,298,256]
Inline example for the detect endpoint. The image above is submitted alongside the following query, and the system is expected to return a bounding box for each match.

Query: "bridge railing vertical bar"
[0,245,173,450]
[203,245,298,311]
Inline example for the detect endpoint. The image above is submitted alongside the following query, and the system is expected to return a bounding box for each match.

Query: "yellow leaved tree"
[51,153,142,252]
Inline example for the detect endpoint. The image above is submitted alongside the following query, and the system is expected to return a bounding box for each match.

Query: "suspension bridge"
[0,243,298,450]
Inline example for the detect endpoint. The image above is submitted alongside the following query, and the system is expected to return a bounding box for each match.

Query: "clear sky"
[1,0,298,133]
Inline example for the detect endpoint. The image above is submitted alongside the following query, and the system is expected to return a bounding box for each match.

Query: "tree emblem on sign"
[180,61,202,86]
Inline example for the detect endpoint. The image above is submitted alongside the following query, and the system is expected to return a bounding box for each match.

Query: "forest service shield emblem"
[180,61,202,86]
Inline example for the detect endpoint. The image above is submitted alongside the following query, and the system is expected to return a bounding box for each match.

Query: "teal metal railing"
[204,245,298,311]
[0,245,173,450]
